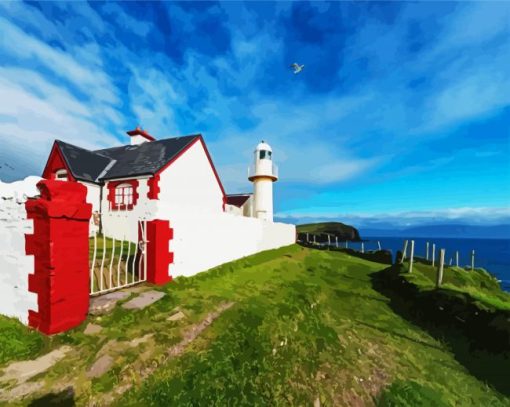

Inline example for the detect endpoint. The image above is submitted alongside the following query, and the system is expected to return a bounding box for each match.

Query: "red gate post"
[142,219,174,285]
[25,180,92,335]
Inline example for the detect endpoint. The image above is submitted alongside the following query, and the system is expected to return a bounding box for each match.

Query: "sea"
[351,236,510,292]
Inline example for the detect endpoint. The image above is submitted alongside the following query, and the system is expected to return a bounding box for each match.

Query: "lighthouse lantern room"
[248,140,278,222]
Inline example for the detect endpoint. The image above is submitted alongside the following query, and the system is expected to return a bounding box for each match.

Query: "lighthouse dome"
[255,140,272,153]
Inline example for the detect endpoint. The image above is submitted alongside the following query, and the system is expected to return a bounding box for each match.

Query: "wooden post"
[335,236,338,248]
[426,242,429,261]
[449,257,452,266]
[471,250,475,271]
[400,240,408,264]
[436,249,445,288]
[455,251,459,267]
[432,244,436,267]
[313,235,316,245]
[409,240,415,273]
[306,233,309,243]
[327,234,331,248]
[377,241,381,250]
[361,242,365,253]
[346,241,348,249]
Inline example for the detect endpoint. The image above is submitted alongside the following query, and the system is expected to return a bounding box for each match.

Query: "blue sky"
[0,1,509,227]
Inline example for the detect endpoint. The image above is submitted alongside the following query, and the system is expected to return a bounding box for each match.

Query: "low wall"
[0,176,41,323]
[154,206,296,278]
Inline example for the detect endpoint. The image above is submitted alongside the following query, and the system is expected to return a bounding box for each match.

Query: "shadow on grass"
[28,386,75,406]
[370,267,510,397]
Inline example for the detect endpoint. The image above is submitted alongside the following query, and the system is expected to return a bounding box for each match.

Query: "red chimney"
[126,126,155,145]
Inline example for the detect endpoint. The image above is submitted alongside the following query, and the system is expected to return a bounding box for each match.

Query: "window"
[107,179,139,211]
[259,150,272,160]
[55,169,68,181]
[115,183,134,208]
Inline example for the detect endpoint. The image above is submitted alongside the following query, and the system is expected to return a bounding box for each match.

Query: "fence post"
[456,251,459,267]
[471,250,475,271]
[432,243,436,267]
[377,241,381,250]
[400,240,408,264]
[361,242,365,253]
[327,234,331,248]
[436,249,445,288]
[335,236,338,248]
[144,219,174,285]
[426,242,429,261]
[408,240,415,273]
[313,235,316,245]
[25,180,92,335]
[306,233,309,243]
[345,241,348,249]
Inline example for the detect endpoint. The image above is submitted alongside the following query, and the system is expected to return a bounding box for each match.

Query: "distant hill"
[297,222,361,241]
[361,224,510,239]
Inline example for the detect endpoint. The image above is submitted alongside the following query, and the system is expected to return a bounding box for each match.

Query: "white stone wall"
[154,204,296,278]
[0,176,41,324]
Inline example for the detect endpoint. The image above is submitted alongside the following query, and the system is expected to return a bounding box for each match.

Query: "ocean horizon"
[349,236,510,292]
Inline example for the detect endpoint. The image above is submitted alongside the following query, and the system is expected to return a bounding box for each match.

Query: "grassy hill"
[297,222,361,241]
[0,245,509,405]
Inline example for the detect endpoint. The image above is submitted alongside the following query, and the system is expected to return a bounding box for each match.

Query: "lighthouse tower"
[248,140,278,222]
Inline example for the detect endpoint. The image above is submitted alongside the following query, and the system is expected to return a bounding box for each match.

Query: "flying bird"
[290,63,304,74]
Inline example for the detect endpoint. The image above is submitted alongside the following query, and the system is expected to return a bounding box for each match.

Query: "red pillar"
[25,180,92,335]
[143,219,174,285]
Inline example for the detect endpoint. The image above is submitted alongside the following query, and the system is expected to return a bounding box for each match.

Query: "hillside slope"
[1,246,508,406]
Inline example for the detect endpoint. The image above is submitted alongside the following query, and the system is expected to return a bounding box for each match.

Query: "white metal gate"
[89,219,147,296]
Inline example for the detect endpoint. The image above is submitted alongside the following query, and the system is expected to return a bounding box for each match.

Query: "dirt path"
[97,302,235,405]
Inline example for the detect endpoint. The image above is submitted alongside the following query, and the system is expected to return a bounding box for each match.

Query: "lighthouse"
[248,140,278,222]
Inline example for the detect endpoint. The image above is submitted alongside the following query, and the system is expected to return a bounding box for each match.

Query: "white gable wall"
[157,140,224,214]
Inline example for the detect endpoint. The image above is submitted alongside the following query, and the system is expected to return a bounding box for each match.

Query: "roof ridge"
[56,139,113,160]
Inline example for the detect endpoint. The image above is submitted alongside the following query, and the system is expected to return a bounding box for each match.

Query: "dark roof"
[95,135,199,180]
[55,135,200,183]
[226,194,252,207]
[55,140,112,183]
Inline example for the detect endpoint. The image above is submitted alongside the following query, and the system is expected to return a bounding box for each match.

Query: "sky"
[0,1,509,228]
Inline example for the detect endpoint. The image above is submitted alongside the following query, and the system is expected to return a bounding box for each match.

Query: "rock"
[0,346,72,384]
[89,291,130,315]
[122,290,165,310]
[0,381,44,401]
[167,311,186,321]
[84,323,103,335]
[87,355,113,378]
[129,334,153,347]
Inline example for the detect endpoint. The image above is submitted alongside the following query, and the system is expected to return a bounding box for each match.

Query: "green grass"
[116,246,508,406]
[402,260,510,311]
[2,245,509,406]
[89,235,137,260]
[0,316,47,365]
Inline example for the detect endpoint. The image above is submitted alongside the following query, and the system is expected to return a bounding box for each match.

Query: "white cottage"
[41,128,295,278]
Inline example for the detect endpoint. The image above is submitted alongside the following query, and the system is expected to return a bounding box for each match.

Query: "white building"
[41,128,295,278]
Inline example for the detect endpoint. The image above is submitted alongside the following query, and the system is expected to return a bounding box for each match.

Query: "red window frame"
[107,179,139,211]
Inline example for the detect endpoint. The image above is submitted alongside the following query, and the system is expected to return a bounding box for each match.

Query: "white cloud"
[0,16,119,104]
